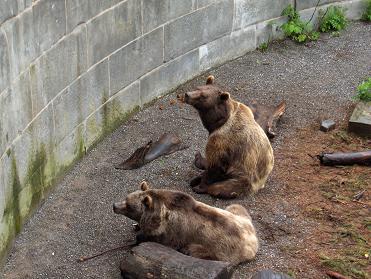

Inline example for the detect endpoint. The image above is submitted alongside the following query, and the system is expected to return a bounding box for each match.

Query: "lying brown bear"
[184,76,274,199]
[113,181,258,265]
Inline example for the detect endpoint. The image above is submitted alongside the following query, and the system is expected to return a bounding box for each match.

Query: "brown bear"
[113,181,258,265]
[184,76,274,199]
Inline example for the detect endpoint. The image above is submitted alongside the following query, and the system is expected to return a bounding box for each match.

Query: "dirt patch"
[2,22,371,279]
[271,115,370,279]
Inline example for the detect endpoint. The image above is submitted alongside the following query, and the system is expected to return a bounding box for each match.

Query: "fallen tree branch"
[325,270,350,279]
[317,151,371,166]
[78,241,136,263]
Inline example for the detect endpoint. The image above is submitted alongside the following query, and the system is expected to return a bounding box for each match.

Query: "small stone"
[252,270,292,279]
[320,119,336,132]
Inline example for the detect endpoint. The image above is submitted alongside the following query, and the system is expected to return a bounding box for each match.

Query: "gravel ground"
[3,22,371,279]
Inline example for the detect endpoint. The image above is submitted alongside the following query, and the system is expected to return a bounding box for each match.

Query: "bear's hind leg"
[225,204,251,220]
[185,243,216,260]
[206,179,245,199]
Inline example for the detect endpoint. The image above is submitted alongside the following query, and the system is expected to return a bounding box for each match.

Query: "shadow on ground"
[3,22,371,279]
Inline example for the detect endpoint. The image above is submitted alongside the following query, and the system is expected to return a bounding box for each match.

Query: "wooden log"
[318,150,371,166]
[248,100,286,139]
[120,242,234,279]
[116,134,187,170]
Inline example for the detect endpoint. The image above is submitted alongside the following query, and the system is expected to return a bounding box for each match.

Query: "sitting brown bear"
[113,181,258,265]
[184,76,274,199]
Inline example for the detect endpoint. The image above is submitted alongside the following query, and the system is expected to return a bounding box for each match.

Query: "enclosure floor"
[3,22,371,279]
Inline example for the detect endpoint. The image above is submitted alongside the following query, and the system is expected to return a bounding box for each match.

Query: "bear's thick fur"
[184,76,274,198]
[113,182,258,265]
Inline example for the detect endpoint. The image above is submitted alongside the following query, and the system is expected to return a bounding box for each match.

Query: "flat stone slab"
[251,270,292,279]
[320,119,336,132]
[349,102,371,137]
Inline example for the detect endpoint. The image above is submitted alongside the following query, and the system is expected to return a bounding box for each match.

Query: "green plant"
[362,0,371,21]
[319,6,348,32]
[354,78,371,101]
[281,5,320,43]
[258,42,269,52]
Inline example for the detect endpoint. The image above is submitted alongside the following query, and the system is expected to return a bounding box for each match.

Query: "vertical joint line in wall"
[85,26,89,68]
[51,102,56,144]
[294,0,297,10]
[232,0,236,33]
[141,0,144,35]
[28,69,34,117]
[162,25,165,62]
[2,28,11,81]
[64,0,68,34]
[107,59,111,97]
[138,80,142,108]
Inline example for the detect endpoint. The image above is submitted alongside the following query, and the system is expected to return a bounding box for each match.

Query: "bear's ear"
[220,92,230,101]
[142,195,153,209]
[206,75,215,85]
[140,181,149,191]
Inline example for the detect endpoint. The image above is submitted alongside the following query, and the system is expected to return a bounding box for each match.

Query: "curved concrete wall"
[0,0,365,262]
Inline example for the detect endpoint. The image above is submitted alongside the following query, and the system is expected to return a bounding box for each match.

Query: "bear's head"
[113,181,150,222]
[184,76,232,133]
[139,189,195,237]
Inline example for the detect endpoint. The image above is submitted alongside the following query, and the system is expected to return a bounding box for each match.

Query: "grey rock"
[251,270,292,279]
[320,119,336,132]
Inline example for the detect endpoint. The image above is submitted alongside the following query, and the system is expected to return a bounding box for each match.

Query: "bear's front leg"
[194,151,207,170]
[190,175,202,187]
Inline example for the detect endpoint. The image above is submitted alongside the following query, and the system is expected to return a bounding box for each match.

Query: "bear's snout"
[113,201,126,214]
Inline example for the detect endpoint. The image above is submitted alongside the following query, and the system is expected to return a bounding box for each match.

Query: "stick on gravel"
[78,242,136,263]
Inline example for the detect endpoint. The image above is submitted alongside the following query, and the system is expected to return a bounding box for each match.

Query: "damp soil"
[3,22,371,279]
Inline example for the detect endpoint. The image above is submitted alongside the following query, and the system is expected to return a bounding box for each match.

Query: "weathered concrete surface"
[164,0,234,61]
[109,28,164,95]
[86,0,142,66]
[142,0,196,34]
[349,102,371,137]
[0,0,366,268]
[2,21,370,279]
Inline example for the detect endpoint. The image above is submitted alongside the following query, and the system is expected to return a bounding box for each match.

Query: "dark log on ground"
[318,150,371,166]
[248,100,286,139]
[251,270,292,279]
[325,270,350,279]
[116,134,187,170]
[120,242,234,279]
